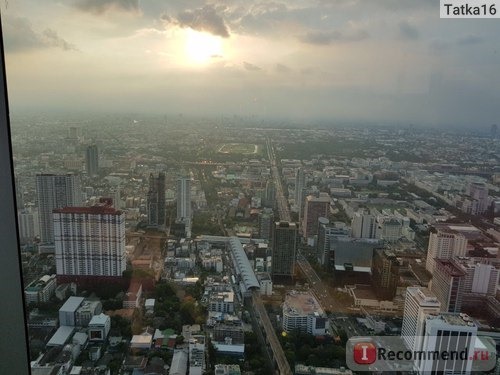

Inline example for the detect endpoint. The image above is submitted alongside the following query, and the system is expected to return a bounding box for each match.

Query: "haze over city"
[3,0,500,127]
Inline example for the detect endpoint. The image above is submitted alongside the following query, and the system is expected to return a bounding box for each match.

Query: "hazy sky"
[3,0,500,127]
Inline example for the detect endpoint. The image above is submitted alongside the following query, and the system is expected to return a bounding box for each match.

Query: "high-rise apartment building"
[459,260,499,296]
[36,173,82,245]
[401,287,441,353]
[18,208,39,245]
[431,259,466,313]
[54,203,126,280]
[85,144,99,177]
[271,221,298,279]
[351,212,377,239]
[425,225,468,273]
[302,193,330,239]
[147,172,166,228]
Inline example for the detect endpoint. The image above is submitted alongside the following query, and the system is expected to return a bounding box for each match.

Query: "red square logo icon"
[353,342,377,365]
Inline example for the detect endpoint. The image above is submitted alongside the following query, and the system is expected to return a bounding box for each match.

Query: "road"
[252,291,293,375]
[266,138,291,222]
[267,138,335,312]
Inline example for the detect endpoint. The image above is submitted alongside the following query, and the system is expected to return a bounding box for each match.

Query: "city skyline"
[2,1,500,127]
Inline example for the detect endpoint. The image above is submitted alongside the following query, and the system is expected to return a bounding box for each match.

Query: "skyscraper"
[419,313,477,374]
[302,193,330,240]
[271,221,298,279]
[468,182,489,214]
[401,287,441,353]
[295,168,305,219]
[54,203,126,281]
[176,176,191,222]
[372,248,400,300]
[85,144,99,177]
[431,259,466,313]
[147,172,166,229]
[36,173,82,245]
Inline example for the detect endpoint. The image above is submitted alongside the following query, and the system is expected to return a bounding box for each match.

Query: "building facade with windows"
[54,203,126,279]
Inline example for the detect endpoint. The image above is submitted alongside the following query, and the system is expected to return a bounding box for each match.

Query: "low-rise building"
[25,274,57,305]
[282,291,329,336]
[88,313,111,342]
[209,291,235,314]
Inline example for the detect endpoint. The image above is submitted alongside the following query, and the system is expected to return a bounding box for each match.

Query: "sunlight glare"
[184,29,223,65]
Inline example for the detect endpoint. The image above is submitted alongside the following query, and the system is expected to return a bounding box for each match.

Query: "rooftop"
[427,313,476,328]
[283,291,324,316]
[59,296,84,313]
[435,259,467,277]
[53,204,122,215]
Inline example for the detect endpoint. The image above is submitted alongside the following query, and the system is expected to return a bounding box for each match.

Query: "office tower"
[419,313,477,374]
[54,203,126,279]
[425,225,467,273]
[176,176,191,222]
[258,208,273,240]
[372,248,399,300]
[85,144,99,177]
[316,219,351,266]
[401,287,441,352]
[317,217,330,265]
[469,182,489,214]
[264,180,276,208]
[36,174,82,245]
[295,168,305,218]
[302,193,330,239]
[18,208,39,245]
[351,212,377,239]
[431,259,466,313]
[147,172,166,228]
[271,221,298,279]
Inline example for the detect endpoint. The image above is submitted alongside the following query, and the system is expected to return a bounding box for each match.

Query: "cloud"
[41,29,78,51]
[74,0,140,15]
[3,16,78,52]
[457,34,484,46]
[244,62,262,71]
[300,29,368,45]
[275,63,291,73]
[429,39,450,55]
[398,21,419,40]
[162,5,230,38]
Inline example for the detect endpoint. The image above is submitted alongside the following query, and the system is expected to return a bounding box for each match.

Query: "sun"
[184,29,223,65]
